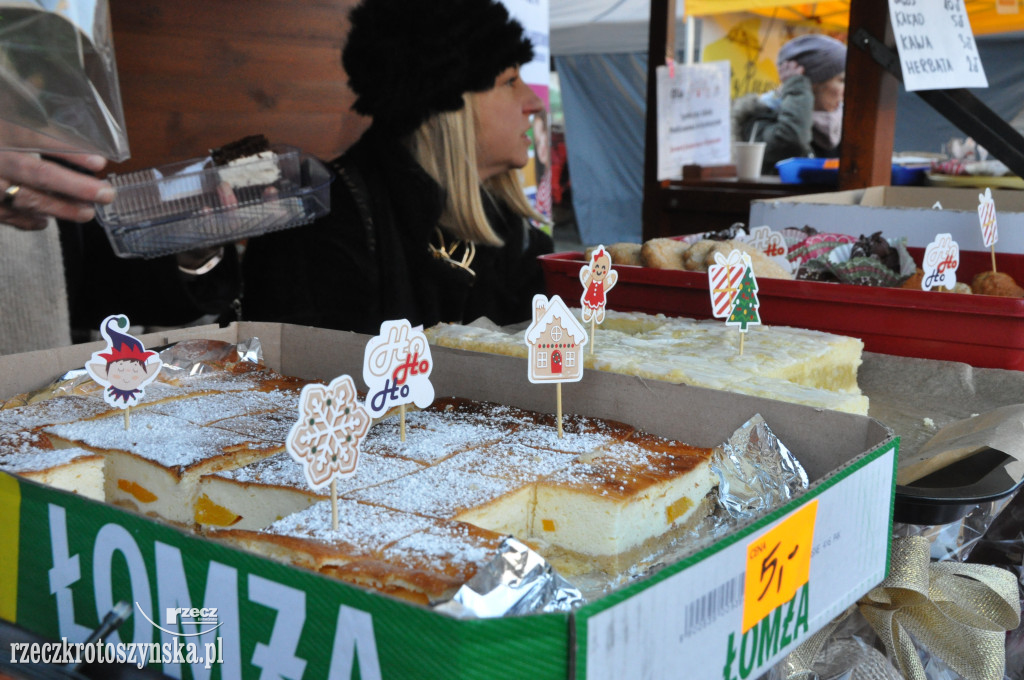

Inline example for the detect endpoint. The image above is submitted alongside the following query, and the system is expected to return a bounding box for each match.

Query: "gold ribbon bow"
[855,535,1020,680]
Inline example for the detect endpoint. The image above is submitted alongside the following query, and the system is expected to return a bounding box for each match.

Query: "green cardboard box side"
[0,322,897,679]
[748,185,1024,252]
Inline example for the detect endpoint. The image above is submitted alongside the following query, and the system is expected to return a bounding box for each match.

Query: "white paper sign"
[922,233,960,291]
[888,0,987,91]
[656,60,731,180]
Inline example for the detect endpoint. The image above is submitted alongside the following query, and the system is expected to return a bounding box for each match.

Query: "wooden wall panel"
[107,0,369,173]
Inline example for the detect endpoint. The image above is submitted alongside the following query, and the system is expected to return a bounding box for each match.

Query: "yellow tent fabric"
[685,1,1024,36]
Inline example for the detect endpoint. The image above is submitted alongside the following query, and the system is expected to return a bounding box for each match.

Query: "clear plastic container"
[95,145,333,258]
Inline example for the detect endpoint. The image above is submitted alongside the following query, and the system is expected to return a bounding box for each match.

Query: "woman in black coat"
[239,0,553,333]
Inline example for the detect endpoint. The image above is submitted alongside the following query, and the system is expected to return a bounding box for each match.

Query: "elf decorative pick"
[579,245,617,354]
[85,314,162,429]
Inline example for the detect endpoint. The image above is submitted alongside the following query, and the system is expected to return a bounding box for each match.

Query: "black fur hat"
[342,0,534,138]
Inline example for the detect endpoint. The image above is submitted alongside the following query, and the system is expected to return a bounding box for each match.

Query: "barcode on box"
[682,573,745,638]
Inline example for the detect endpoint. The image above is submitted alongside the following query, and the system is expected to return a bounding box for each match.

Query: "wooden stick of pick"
[739,332,746,356]
[331,479,339,531]
[991,245,998,274]
[556,383,564,439]
[124,406,130,430]
[400,404,407,443]
[590,318,596,354]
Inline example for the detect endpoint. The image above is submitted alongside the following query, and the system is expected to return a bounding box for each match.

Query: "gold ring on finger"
[2,184,21,209]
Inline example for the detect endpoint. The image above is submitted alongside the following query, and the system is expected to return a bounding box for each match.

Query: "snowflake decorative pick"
[287,375,371,491]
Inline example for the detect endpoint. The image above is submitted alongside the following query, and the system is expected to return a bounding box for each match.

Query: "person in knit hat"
[733,33,847,175]
[238,0,553,333]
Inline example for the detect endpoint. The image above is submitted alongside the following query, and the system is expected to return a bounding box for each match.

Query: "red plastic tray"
[540,248,1024,370]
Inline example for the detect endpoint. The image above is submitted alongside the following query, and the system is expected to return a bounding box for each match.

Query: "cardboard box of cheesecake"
[0,322,895,680]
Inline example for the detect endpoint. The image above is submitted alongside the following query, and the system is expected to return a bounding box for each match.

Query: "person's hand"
[0,150,114,231]
[777,60,805,83]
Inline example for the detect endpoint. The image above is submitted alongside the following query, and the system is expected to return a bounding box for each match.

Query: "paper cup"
[734,141,767,180]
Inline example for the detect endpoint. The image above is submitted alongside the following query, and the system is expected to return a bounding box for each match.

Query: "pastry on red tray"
[971,270,1024,297]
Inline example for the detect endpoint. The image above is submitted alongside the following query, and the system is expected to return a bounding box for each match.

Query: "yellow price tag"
[742,500,818,633]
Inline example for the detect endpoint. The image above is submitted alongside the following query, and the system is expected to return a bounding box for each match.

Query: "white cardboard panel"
[750,186,1024,252]
[584,446,895,680]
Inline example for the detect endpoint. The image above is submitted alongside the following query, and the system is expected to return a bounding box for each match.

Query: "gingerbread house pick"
[524,294,588,384]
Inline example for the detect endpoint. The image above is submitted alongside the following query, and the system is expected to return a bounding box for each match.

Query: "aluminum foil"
[156,336,263,379]
[4,337,264,406]
[711,413,810,520]
[434,538,584,618]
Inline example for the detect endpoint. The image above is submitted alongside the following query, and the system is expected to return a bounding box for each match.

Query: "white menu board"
[888,0,988,91]
[655,60,731,181]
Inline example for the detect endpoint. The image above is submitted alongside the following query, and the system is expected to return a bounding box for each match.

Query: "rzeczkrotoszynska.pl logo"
[135,602,223,637]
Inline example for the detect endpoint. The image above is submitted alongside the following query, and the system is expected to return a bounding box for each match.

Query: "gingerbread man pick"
[580,246,618,325]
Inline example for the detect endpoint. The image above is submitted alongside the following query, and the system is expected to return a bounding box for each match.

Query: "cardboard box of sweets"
[0,322,896,680]
[543,185,1024,370]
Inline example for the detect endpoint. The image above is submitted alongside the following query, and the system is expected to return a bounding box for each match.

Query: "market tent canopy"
[551,0,686,54]
[685,0,1024,36]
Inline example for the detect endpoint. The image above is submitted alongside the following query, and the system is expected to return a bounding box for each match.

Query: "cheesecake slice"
[45,410,280,525]
[345,456,534,539]
[217,499,506,605]
[1,429,104,501]
[195,450,422,531]
[532,436,717,574]
[216,498,431,572]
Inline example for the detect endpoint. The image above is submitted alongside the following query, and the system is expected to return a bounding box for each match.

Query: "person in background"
[531,109,553,222]
[238,0,554,333]
[732,33,847,175]
[0,150,113,354]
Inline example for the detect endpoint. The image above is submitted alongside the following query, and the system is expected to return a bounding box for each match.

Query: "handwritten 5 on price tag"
[742,500,818,633]
[922,233,960,291]
[362,319,435,418]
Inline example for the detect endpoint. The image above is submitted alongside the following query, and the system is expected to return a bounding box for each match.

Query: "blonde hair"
[408,93,543,247]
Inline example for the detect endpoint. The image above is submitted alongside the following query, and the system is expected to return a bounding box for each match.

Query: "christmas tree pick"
[724,252,761,355]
